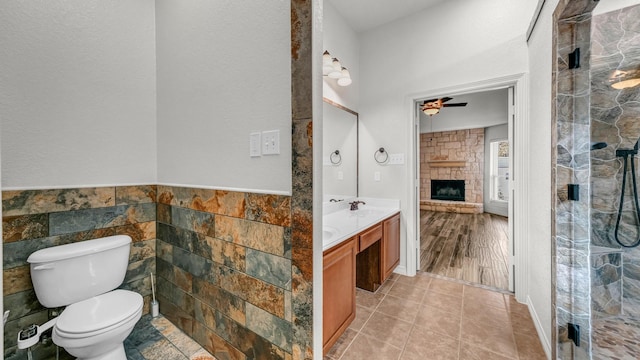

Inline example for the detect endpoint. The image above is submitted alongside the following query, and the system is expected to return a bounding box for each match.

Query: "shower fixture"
[614,138,640,248]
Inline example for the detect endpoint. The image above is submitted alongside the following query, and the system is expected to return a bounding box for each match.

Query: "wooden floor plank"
[419,210,510,290]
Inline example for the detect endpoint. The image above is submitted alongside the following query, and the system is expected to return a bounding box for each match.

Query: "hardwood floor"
[419,210,510,290]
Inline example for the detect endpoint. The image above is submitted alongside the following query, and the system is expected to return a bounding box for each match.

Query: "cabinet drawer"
[359,224,382,252]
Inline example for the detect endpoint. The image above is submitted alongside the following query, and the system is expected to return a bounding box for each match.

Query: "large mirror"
[323,99,358,201]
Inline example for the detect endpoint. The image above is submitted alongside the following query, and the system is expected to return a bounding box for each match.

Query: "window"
[490,140,509,202]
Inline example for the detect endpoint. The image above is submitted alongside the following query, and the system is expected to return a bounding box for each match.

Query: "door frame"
[404,73,530,302]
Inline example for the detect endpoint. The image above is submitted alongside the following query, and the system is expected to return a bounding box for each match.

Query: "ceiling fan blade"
[440,97,453,103]
[422,98,439,104]
[442,103,468,107]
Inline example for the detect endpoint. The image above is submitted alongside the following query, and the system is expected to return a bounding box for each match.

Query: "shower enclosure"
[553,1,640,359]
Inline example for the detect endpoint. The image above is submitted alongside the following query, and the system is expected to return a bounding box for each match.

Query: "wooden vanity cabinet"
[323,236,357,355]
[382,213,401,281]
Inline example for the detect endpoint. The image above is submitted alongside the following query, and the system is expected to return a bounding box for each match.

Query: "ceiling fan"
[421,97,468,116]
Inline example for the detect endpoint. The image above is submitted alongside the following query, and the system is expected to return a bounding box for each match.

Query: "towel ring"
[330,150,342,165]
[374,147,389,164]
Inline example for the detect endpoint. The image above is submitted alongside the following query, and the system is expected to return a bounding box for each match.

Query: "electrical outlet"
[337,171,344,180]
[374,172,381,181]
[262,130,280,155]
[388,153,405,165]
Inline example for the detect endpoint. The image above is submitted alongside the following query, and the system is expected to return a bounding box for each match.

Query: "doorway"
[405,74,529,301]
[416,88,512,291]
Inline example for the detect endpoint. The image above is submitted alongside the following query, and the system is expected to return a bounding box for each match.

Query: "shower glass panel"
[590,3,640,359]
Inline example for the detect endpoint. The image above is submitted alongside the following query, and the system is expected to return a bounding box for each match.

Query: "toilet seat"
[55,289,143,339]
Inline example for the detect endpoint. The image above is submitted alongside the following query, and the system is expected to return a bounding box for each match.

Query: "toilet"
[27,235,143,360]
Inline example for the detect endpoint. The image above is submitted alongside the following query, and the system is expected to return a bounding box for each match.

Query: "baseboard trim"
[527,295,552,359]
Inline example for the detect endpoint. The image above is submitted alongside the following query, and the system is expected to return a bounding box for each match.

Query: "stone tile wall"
[2,185,157,359]
[590,4,640,321]
[155,185,294,360]
[420,129,485,205]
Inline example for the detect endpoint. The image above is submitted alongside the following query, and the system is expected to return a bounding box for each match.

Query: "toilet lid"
[56,290,143,335]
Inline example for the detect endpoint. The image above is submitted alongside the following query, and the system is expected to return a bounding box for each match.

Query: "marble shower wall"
[2,185,157,359]
[590,4,640,319]
[552,0,598,358]
[155,185,295,360]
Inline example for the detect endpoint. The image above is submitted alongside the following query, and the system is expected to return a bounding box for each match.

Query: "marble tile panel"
[140,338,188,359]
[192,320,246,360]
[157,186,246,218]
[245,302,292,352]
[172,247,213,280]
[193,277,246,325]
[213,310,288,360]
[203,236,245,272]
[3,228,116,269]
[158,294,195,338]
[246,249,291,290]
[49,203,156,236]
[245,193,291,227]
[214,264,285,319]
[2,187,115,216]
[3,265,32,296]
[3,289,42,322]
[115,185,156,205]
[157,239,174,263]
[2,214,48,243]
[129,238,156,263]
[215,216,285,256]
[121,274,153,298]
[115,221,156,243]
[124,314,166,353]
[157,258,174,283]
[157,203,172,224]
[125,256,156,284]
[157,222,198,253]
[171,206,215,237]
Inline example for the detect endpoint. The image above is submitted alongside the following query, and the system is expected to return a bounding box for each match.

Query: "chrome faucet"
[349,201,365,211]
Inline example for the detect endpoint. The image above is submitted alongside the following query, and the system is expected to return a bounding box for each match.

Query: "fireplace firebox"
[431,180,465,202]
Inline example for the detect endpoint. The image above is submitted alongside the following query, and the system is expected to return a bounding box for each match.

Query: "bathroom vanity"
[322,199,400,354]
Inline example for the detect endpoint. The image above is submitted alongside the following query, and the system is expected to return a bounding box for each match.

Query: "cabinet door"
[323,237,357,355]
[382,213,401,281]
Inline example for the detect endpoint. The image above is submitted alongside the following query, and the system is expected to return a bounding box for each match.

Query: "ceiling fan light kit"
[323,50,352,86]
[421,96,468,116]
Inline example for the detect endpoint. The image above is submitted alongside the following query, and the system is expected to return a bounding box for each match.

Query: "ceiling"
[327,0,446,33]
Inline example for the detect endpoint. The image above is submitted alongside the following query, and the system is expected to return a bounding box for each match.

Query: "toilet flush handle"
[32,264,55,271]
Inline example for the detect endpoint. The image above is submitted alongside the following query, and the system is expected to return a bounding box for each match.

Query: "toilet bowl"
[52,290,143,360]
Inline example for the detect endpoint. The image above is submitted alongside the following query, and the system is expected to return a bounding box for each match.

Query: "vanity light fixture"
[609,68,640,90]
[323,50,352,86]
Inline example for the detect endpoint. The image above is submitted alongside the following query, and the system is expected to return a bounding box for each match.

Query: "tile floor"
[325,272,548,360]
[124,314,215,360]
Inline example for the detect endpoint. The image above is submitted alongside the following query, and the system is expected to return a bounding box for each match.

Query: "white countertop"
[322,197,400,252]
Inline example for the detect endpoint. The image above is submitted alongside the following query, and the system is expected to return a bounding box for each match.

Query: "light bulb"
[328,58,342,78]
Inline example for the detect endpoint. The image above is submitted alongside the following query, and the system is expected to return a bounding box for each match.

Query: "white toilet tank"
[27,235,132,308]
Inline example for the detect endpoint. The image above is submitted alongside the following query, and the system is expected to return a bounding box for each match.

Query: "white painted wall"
[357,0,537,274]
[419,89,508,133]
[0,0,157,189]
[322,0,360,111]
[526,0,558,357]
[155,0,291,194]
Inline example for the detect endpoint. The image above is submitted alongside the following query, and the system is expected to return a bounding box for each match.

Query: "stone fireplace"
[420,129,484,214]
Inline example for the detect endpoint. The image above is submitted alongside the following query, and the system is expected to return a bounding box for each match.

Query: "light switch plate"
[262,130,280,155]
[249,132,261,157]
[388,153,404,165]
[374,171,381,181]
